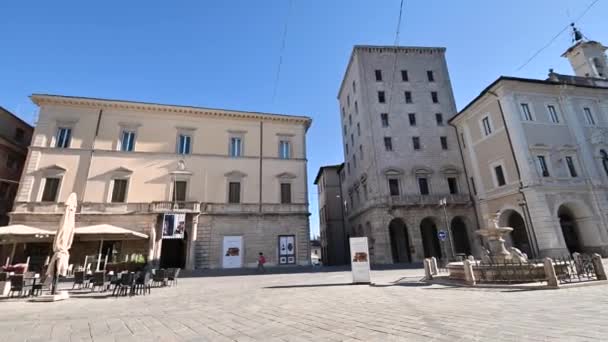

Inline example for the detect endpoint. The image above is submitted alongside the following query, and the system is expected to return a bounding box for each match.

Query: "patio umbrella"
[46,192,78,294]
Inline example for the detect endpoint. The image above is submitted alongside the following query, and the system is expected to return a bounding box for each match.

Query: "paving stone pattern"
[1,267,607,341]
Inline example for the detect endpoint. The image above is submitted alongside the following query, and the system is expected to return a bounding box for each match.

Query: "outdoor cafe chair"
[134,272,152,295]
[167,268,181,287]
[32,273,50,296]
[91,271,111,292]
[9,274,32,297]
[113,272,135,296]
[152,269,168,287]
[72,271,90,289]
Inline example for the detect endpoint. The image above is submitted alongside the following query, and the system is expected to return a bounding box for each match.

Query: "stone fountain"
[476,211,528,264]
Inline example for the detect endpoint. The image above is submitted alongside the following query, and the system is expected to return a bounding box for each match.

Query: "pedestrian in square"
[257,252,266,273]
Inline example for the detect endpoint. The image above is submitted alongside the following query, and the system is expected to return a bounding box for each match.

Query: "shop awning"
[0,225,55,242]
[75,224,149,240]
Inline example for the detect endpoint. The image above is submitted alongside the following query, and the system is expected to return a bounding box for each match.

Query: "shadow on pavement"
[264,282,360,289]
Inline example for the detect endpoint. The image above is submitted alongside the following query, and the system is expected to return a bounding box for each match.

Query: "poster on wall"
[163,213,186,239]
[349,237,371,284]
[278,235,296,265]
[222,236,243,268]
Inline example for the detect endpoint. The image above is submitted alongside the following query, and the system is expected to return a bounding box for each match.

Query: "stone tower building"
[337,46,479,264]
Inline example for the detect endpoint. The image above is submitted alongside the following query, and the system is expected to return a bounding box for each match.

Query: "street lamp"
[439,198,456,259]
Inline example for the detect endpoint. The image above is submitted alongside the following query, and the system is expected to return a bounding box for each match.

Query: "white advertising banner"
[222,236,243,268]
[162,213,186,239]
[349,237,371,284]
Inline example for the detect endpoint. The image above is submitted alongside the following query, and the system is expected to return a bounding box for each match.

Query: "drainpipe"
[489,92,540,257]
[259,121,263,213]
[80,109,103,210]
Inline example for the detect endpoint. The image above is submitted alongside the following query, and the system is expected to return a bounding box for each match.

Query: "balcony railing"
[203,203,308,215]
[389,194,471,207]
[80,202,151,214]
[150,201,201,213]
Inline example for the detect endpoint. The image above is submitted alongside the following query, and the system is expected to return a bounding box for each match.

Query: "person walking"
[257,252,266,273]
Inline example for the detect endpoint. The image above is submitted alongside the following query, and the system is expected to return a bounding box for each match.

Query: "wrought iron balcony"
[202,203,309,215]
[150,201,201,213]
[389,194,471,207]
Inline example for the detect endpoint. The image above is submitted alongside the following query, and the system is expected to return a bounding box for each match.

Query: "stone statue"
[509,247,528,263]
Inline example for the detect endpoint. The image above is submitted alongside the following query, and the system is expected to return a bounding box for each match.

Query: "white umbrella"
[46,193,77,294]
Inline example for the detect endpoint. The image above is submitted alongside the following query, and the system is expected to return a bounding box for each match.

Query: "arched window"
[601,150,608,176]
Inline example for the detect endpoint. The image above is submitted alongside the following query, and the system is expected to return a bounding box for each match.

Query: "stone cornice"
[31,94,312,130]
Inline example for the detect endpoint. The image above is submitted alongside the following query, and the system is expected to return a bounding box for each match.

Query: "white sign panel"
[278,235,296,265]
[222,236,243,268]
[162,213,186,239]
[349,237,371,284]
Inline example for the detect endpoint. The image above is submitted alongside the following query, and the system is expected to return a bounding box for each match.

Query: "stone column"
[186,214,200,271]
[592,253,607,280]
[463,259,476,285]
[544,257,559,288]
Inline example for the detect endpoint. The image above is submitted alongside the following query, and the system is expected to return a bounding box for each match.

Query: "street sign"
[437,230,447,241]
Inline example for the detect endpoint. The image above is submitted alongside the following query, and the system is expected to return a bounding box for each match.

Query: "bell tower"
[561,24,608,79]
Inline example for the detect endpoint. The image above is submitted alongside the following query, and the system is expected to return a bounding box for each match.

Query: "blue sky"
[1,0,606,237]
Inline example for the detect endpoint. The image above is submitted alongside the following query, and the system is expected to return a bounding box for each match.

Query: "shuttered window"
[280,183,291,204]
[42,178,61,202]
[111,179,128,203]
[228,182,241,203]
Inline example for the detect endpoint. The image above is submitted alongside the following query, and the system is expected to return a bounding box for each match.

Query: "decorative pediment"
[110,167,133,178]
[558,144,578,152]
[411,165,433,175]
[440,165,461,175]
[382,167,404,176]
[39,164,66,176]
[276,172,296,179]
[224,170,247,178]
[530,143,551,151]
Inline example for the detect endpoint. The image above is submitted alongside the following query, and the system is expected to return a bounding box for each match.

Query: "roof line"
[0,106,34,129]
[30,93,312,124]
[313,164,343,185]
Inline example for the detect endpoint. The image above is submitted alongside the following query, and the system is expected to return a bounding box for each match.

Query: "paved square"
[1,268,607,341]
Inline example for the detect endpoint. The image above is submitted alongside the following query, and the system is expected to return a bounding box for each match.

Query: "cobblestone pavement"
[1,268,607,342]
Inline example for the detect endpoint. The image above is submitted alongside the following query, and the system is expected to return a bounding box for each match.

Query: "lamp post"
[439,198,456,259]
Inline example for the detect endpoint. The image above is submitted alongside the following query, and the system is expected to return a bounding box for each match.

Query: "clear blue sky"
[1,0,606,237]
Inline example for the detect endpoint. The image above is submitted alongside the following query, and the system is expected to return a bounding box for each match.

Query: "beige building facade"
[337,46,479,264]
[450,37,608,257]
[6,94,312,270]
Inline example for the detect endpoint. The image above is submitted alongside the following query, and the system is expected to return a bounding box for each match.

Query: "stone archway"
[420,217,442,258]
[499,209,532,257]
[450,217,471,256]
[388,218,410,263]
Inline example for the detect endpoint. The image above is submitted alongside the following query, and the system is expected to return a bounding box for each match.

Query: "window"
[470,177,477,195]
[536,156,550,177]
[388,179,400,196]
[353,154,357,168]
[418,178,429,195]
[460,133,466,148]
[279,140,291,159]
[408,113,416,126]
[401,70,409,82]
[384,137,393,151]
[565,156,578,177]
[14,128,25,143]
[349,114,352,126]
[229,137,242,157]
[435,113,443,126]
[412,137,421,150]
[172,181,187,201]
[343,125,347,136]
[375,70,383,81]
[405,91,412,104]
[120,130,136,152]
[280,183,291,204]
[427,70,435,82]
[41,178,61,202]
[447,177,458,194]
[55,127,71,148]
[494,165,506,186]
[440,136,448,150]
[350,134,354,146]
[177,134,191,155]
[352,80,356,93]
[547,105,559,123]
[381,113,389,127]
[431,92,439,103]
[520,103,533,121]
[584,107,595,125]
[354,101,358,114]
[111,179,128,203]
[345,143,349,154]
[357,123,360,136]
[5,155,18,170]
[601,150,608,176]
[359,145,363,160]
[347,162,350,174]
[228,182,240,203]
[363,183,368,200]
[347,95,350,107]
[482,117,492,136]
[378,91,386,103]
[341,107,345,118]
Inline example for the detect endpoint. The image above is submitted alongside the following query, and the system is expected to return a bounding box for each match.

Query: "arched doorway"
[450,217,471,256]
[420,217,442,258]
[499,210,532,257]
[558,205,582,254]
[388,218,410,263]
